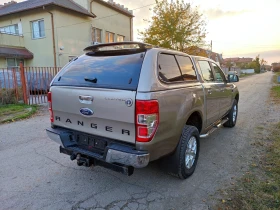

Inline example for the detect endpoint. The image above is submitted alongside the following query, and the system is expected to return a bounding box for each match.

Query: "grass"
[272,86,280,98]
[0,104,37,124]
[272,72,280,84]
[215,71,280,210]
[216,123,280,210]
[271,72,280,103]
[239,73,255,78]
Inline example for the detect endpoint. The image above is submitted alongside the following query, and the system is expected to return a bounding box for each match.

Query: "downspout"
[90,0,94,42]
[130,17,133,41]
[48,11,57,68]
[90,0,94,13]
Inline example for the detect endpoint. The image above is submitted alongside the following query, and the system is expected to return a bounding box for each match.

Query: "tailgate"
[51,86,136,144]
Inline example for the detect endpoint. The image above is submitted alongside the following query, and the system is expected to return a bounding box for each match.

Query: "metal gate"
[0,62,61,105]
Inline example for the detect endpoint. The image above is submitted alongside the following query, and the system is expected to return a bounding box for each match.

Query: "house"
[263,64,271,71]
[272,63,280,72]
[0,0,133,68]
[223,57,253,67]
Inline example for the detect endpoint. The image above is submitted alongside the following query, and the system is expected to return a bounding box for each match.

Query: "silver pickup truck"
[46,42,239,179]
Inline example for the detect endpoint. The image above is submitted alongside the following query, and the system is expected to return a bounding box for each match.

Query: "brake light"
[136,100,159,142]
[47,92,54,123]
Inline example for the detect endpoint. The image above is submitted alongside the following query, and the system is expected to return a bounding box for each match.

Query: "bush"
[0,88,23,105]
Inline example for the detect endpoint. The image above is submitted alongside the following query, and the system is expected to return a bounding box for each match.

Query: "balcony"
[0,32,24,47]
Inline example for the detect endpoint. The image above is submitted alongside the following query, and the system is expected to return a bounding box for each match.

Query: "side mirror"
[228,74,239,83]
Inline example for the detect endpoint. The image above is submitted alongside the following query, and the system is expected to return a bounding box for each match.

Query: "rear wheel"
[224,99,238,128]
[161,125,200,179]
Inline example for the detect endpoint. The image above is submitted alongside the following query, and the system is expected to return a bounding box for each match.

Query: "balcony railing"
[0,32,24,47]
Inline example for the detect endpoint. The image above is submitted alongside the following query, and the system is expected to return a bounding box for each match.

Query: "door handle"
[79,95,94,104]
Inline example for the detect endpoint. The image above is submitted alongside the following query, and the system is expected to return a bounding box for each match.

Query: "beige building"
[0,0,133,68]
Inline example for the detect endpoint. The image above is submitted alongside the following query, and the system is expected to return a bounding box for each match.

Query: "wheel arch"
[185,111,203,133]
[235,93,239,103]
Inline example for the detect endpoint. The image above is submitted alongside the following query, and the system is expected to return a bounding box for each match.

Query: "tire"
[161,125,200,179]
[223,99,238,128]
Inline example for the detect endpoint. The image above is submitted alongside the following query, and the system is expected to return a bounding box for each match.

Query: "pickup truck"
[46,42,239,179]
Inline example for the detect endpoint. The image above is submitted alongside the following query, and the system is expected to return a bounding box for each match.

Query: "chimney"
[107,0,133,14]
[3,1,17,7]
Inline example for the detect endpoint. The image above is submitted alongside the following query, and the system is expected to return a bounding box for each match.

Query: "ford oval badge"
[80,108,94,116]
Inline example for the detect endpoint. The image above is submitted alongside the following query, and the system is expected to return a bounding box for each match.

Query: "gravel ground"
[0,72,276,210]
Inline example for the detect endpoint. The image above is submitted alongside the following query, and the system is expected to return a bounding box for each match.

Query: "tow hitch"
[70,153,92,167]
[77,154,91,167]
[60,146,134,176]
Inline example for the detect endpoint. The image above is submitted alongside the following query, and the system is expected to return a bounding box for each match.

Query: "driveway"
[0,72,275,210]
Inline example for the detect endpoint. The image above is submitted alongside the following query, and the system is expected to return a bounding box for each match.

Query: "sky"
[1,0,279,64]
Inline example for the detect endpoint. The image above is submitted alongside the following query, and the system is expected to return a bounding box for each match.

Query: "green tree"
[139,0,207,54]
[254,55,261,73]
[247,55,261,73]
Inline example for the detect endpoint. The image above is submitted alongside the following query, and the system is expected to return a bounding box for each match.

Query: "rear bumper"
[46,127,150,169]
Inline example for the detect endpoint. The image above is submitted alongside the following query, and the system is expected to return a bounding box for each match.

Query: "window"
[175,56,197,81]
[92,28,102,43]
[53,52,145,91]
[211,62,225,83]
[198,61,214,82]
[106,31,114,43]
[7,58,24,69]
[117,35,125,42]
[31,20,45,39]
[158,54,183,82]
[0,24,19,35]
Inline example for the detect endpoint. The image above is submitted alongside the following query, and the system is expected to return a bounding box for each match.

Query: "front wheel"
[161,125,200,179]
[223,99,238,128]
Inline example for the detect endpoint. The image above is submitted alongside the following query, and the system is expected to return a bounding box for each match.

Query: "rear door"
[197,60,220,126]
[50,51,146,144]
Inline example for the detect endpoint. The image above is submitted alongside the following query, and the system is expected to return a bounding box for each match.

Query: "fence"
[0,62,61,105]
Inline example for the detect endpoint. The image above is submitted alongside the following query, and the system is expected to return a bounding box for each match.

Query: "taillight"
[136,100,159,142]
[47,92,54,123]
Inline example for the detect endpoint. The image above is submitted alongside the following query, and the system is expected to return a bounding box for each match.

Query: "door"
[197,60,220,127]
[210,62,233,118]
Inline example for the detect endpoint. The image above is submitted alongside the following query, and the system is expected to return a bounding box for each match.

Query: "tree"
[254,55,261,73]
[260,58,267,71]
[139,0,207,55]
[247,55,261,73]
[185,46,208,57]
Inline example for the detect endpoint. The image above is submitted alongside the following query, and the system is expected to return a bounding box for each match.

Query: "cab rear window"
[52,52,145,91]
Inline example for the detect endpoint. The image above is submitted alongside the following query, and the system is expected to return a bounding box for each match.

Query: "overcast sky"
[1,0,279,64]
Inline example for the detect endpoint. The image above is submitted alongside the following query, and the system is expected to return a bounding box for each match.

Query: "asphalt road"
[0,72,276,210]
